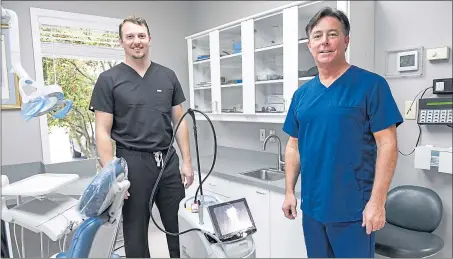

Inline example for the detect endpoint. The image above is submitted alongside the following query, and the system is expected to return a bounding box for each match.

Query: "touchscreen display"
[209,199,255,239]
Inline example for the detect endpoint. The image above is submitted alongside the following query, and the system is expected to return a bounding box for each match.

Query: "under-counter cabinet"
[228,181,271,258]
[186,1,375,123]
[269,191,305,258]
[186,172,306,257]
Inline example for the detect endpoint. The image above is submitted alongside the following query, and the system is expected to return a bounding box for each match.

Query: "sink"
[239,168,285,181]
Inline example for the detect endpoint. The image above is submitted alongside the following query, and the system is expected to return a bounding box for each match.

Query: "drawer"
[197,172,231,198]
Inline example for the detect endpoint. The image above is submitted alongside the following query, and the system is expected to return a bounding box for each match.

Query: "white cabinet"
[201,172,233,198]
[191,174,307,257]
[186,171,234,199]
[269,191,306,258]
[185,1,375,123]
[229,181,271,258]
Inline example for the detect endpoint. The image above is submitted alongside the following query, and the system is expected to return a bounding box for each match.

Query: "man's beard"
[132,53,145,59]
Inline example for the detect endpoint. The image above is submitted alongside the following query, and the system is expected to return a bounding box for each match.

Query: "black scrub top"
[89,62,186,152]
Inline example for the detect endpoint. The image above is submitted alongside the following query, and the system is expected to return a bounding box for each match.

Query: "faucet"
[263,134,285,172]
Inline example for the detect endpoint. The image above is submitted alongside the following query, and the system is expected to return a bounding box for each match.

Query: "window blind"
[38,16,124,61]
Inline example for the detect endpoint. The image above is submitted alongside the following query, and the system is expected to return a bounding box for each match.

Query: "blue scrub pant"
[302,213,375,258]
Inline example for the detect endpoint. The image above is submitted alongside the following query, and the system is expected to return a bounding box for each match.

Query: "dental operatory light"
[1,6,72,120]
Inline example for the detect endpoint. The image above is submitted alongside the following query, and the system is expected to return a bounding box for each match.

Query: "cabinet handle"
[208,183,216,186]
[256,191,266,195]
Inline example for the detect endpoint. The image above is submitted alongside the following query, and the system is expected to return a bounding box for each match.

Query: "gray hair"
[305,7,350,37]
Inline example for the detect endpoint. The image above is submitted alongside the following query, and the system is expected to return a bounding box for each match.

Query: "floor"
[115,207,170,258]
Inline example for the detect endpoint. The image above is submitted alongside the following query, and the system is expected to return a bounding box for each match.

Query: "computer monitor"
[207,198,257,242]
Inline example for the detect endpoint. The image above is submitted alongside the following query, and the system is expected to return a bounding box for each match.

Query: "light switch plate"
[404,100,417,120]
[260,129,266,142]
[427,46,450,61]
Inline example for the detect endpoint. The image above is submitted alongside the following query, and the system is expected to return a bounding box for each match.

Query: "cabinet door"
[269,191,306,258]
[218,24,245,114]
[229,181,270,258]
[241,19,255,114]
[283,6,299,112]
[209,30,221,114]
[253,12,285,115]
[188,36,214,113]
[200,173,231,198]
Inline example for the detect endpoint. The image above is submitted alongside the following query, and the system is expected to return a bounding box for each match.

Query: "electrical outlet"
[260,129,266,142]
[404,100,417,120]
[269,130,276,142]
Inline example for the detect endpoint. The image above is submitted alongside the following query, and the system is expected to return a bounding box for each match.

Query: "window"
[30,8,124,163]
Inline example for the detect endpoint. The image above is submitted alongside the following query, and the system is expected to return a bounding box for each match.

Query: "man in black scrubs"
[89,16,194,258]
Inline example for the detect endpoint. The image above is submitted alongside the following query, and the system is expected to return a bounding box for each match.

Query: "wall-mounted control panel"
[417,97,453,125]
[433,78,453,94]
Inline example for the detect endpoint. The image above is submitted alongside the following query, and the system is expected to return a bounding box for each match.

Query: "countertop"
[55,146,302,197]
[188,146,301,197]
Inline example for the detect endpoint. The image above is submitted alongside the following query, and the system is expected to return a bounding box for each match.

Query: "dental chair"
[375,185,444,258]
[55,157,130,258]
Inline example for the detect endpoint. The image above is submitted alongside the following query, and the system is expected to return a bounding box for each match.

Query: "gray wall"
[1,1,193,165]
[191,1,453,258]
[374,1,452,258]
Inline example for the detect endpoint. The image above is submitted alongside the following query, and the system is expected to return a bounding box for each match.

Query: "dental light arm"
[2,7,28,80]
[1,6,72,120]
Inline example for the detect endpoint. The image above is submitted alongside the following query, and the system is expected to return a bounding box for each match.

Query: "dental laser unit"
[148,109,257,258]
[1,6,72,120]
[1,157,130,258]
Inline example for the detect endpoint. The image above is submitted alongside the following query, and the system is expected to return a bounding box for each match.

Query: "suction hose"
[149,108,219,240]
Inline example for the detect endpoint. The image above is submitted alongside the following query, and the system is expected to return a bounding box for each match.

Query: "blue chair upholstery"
[55,217,106,258]
[375,185,444,258]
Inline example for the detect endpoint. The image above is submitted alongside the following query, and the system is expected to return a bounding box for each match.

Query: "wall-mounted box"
[426,46,450,61]
[414,145,452,174]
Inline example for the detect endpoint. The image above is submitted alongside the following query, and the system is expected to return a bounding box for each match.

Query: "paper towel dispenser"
[414,145,452,174]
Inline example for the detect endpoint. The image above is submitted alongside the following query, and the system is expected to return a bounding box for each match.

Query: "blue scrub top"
[283,65,403,223]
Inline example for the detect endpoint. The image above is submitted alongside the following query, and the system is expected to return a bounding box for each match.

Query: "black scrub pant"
[116,148,185,258]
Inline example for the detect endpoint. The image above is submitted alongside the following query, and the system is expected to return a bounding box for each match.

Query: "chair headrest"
[386,185,443,232]
[77,157,128,218]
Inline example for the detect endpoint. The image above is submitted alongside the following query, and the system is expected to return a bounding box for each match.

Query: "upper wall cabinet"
[186,1,375,123]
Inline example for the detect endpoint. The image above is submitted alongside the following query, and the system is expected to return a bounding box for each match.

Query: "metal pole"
[21,227,25,258]
[40,232,44,258]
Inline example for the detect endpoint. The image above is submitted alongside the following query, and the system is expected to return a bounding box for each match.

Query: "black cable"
[399,86,433,156]
[114,244,124,252]
[398,124,421,156]
[149,108,217,237]
[405,86,433,118]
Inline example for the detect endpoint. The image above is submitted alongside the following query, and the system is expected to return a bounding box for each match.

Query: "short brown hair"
[305,7,350,38]
[119,15,150,39]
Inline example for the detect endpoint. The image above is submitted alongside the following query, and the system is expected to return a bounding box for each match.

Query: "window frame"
[30,7,123,164]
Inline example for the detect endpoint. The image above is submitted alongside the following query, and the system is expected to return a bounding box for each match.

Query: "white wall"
[1,1,193,165]
[187,1,296,35]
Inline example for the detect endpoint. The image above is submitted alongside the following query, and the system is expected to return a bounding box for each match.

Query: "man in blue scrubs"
[282,7,403,258]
